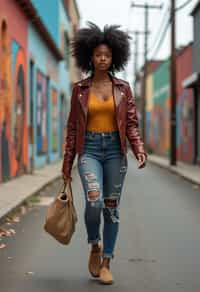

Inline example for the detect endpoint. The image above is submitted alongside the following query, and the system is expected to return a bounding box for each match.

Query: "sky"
[76,0,198,84]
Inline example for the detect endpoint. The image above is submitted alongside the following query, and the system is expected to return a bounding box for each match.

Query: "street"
[0,152,200,292]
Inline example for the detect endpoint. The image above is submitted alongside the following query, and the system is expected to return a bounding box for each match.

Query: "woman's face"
[91,44,112,72]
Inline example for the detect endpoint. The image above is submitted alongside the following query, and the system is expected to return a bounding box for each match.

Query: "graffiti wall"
[0,16,28,181]
[0,20,12,181]
[36,70,47,155]
[148,60,170,157]
[146,45,195,163]
[146,74,153,151]
[11,40,28,176]
[51,88,58,152]
[176,45,195,163]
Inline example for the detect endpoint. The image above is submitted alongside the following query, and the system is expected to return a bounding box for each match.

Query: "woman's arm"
[62,85,78,180]
[125,83,147,164]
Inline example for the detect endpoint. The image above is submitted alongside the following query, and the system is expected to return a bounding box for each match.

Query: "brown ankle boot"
[88,244,102,277]
[99,266,114,285]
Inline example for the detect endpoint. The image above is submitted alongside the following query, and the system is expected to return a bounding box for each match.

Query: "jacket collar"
[77,73,125,118]
[77,73,124,88]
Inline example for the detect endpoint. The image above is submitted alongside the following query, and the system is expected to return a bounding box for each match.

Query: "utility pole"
[130,2,163,147]
[128,30,146,90]
[170,0,177,165]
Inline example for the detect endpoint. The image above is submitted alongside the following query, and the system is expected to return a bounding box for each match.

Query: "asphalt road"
[0,152,200,292]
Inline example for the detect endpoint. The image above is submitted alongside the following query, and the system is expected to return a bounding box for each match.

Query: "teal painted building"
[28,0,70,170]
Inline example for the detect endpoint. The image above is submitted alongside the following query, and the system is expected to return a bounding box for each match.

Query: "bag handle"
[61,181,74,203]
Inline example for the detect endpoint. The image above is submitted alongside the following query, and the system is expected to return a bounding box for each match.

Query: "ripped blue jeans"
[77,130,128,259]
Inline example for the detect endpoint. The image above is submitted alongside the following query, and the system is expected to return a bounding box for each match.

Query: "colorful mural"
[0,19,28,181]
[0,0,71,183]
[36,70,47,155]
[51,88,58,152]
[146,74,153,152]
[11,41,28,176]
[0,20,11,181]
[147,60,170,157]
[177,90,194,162]
[176,45,195,163]
[145,45,195,163]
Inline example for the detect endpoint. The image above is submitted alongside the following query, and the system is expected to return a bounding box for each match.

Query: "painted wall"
[28,23,60,168]
[176,45,195,163]
[31,0,60,46]
[0,0,28,182]
[146,74,154,151]
[28,1,70,168]
[149,60,170,157]
[146,46,195,163]
[58,1,70,156]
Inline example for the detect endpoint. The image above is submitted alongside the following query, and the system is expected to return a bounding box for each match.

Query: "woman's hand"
[137,153,146,169]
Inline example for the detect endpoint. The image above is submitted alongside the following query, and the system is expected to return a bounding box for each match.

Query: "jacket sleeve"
[61,85,78,179]
[126,83,147,159]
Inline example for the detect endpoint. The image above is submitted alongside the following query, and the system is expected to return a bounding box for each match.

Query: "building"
[0,0,80,183]
[182,2,200,164]
[142,44,195,163]
[176,43,195,163]
[63,0,81,87]
[0,0,29,181]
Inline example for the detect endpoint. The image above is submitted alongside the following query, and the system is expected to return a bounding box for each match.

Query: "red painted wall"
[176,44,195,163]
[0,0,28,47]
[0,0,28,181]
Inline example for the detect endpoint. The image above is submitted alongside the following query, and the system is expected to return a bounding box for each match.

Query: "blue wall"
[31,0,60,46]
[28,1,70,169]
[58,1,70,154]
[59,1,70,93]
[28,24,60,168]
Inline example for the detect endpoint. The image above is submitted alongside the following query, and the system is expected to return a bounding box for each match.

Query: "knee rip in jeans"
[87,189,100,202]
[104,196,120,223]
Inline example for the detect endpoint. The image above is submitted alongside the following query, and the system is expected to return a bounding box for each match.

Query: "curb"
[148,157,200,186]
[0,160,77,224]
[0,175,61,225]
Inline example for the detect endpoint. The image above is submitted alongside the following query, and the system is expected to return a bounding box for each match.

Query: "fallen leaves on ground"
[20,206,27,215]
[0,228,16,237]
[5,216,20,224]
[25,271,35,276]
[0,243,6,249]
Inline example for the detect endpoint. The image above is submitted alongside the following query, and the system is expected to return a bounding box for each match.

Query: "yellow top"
[86,92,118,132]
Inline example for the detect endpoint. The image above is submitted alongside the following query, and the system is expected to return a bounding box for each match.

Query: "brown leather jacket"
[62,74,147,179]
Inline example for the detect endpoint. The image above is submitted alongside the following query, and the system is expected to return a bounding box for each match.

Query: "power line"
[130,2,163,146]
[145,0,192,58]
[149,16,170,58]
[147,5,170,55]
[148,0,192,58]
[175,0,193,11]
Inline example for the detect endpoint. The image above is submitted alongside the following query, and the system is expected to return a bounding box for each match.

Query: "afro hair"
[70,22,131,73]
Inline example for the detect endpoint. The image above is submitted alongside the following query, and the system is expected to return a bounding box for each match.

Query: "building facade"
[176,44,195,163]
[0,0,29,181]
[63,0,81,87]
[145,44,195,163]
[183,3,200,164]
[0,0,79,182]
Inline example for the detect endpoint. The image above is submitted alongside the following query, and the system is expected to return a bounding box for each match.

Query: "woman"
[62,22,147,285]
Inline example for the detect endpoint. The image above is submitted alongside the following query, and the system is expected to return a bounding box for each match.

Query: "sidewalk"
[148,154,200,186]
[0,157,78,222]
